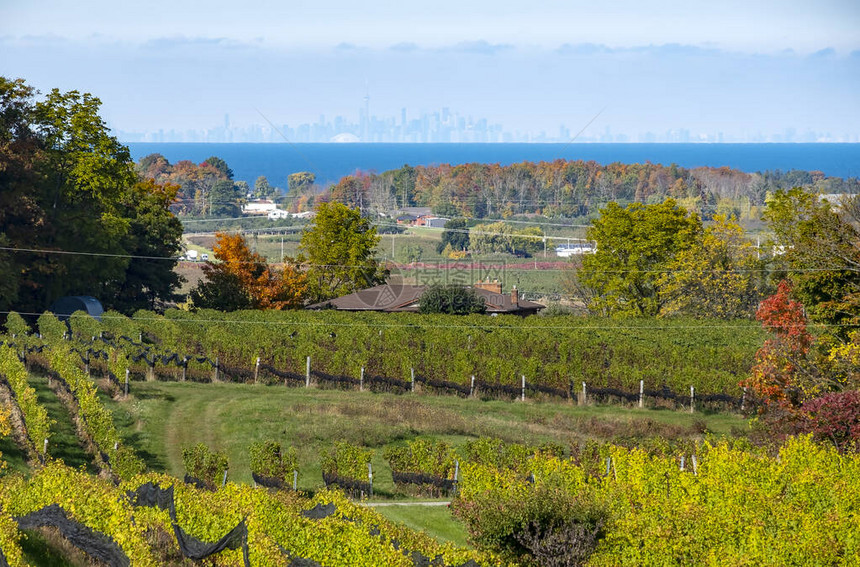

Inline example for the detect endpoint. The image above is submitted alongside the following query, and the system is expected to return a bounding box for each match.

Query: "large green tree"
[763,188,860,332]
[436,217,470,253]
[209,179,241,217]
[580,199,702,316]
[0,77,183,314]
[656,215,765,319]
[295,202,387,302]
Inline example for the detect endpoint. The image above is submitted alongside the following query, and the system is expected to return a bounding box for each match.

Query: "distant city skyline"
[2,1,859,142]
[115,105,856,145]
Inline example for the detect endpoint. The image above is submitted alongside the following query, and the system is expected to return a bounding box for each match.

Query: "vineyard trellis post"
[124,369,129,398]
[411,367,415,393]
[368,463,373,498]
[305,356,311,388]
[581,382,587,406]
[741,387,747,411]
[639,380,644,408]
[293,470,298,491]
[213,357,219,382]
[254,357,260,384]
[690,386,695,413]
[521,375,526,402]
[470,375,475,398]
[360,367,364,391]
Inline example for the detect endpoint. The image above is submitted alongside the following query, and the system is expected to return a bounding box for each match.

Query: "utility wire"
[0,246,854,274]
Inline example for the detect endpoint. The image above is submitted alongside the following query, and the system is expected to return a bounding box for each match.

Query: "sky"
[1,0,859,141]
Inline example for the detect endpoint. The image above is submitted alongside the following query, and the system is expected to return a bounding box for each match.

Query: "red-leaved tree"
[743,280,815,408]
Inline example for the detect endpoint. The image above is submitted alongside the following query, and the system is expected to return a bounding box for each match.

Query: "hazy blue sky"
[2,0,858,139]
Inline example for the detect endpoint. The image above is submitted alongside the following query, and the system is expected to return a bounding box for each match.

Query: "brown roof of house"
[306,284,544,314]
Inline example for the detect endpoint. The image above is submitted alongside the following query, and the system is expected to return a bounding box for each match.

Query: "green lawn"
[100,380,746,493]
[371,504,468,547]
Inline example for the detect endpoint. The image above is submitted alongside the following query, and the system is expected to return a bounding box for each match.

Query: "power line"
[0,245,854,274]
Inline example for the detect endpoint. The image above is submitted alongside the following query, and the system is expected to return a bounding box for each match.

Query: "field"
[183,226,577,300]
[99,381,746,491]
[97,380,745,546]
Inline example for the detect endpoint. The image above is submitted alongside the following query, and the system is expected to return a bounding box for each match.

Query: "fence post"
[360,367,364,392]
[411,367,415,393]
[124,369,129,398]
[639,380,644,408]
[254,357,260,384]
[470,375,475,398]
[690,386,695,413]
[305,356,311,387]
[368,463,373,498]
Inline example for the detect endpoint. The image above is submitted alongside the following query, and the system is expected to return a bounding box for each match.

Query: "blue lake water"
[127,143,860,187]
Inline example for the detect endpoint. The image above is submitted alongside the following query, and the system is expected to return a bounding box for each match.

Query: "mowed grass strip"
[371,504,469,547]
[100,381,748,493]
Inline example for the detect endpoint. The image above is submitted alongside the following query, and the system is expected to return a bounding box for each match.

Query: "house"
[396,214,418,224]
[413,215,450,228]
[555,242,596,257]
[267,209,291,219]
[306,280,544,316]
[243,199,278,215]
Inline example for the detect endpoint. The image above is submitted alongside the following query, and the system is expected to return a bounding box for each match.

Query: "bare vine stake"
[293,470,298,491]
[690,386,695,413]
[470,375,475,397]
[305,356,310,387]
[521,375,526,402]
[360,367,364,392]
[639,380,644,408]
[254,357,260,384]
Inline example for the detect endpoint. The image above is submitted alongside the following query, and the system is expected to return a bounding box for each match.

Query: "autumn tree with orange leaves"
[190,232,307,311]
[742,281,817,408]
